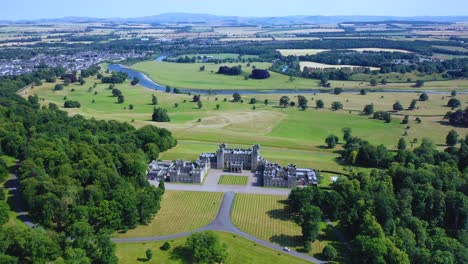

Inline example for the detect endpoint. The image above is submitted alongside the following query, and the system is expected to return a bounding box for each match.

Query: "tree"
[249,98,257,104]
[53,84,64,91]
[370,78,377,86]
[360,89,367,95]
[232,92,241,102]
[393,101,403,112]
[131,77,140,86]
[320,77,330,87]
[165,86,171,93]
[298,95,308,110]
[129,104,134,110]
[300,205,322,249]
[185,231,227,264]
[446,130,459,146]
[199,65,205,71]
[64,100,81,108]
[342,128,352,142]
[409,100,417,110]
[447,98,461,108]
[112,88,122,97]
[398,138,407,151]
[334,88,343,95]
[331,101,343,110]
[264,99,269,106]
[316,99,324,109]
[192,95,200,102]
[152,94,158,105]
[402,115,409,124]
[158,180,165,193]
[419,93,429,101]
[279,96,290,108]
[323,244,337,260]
[79,77,86,85]
[381,79,388,85]
[363,104,374,115]
[145,249,153,260]
[216,104,220,110]
[415,80,425,87]
[325,135,339,148]
[152,108,170,122]
[250,69,270,79]
[197,100,203,109]
[0,201,9,225]
[451,90,457,97]
[117,95,125,104]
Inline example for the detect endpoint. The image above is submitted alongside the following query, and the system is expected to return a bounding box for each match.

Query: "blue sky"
[2,0,468,20]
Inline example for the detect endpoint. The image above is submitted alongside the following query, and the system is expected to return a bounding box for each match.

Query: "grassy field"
[231,193,346,260]
[218,175,249,185]
[115,231,311,264]
[25,76,467,173]
[130,60,468,90]
[115,191,223,238]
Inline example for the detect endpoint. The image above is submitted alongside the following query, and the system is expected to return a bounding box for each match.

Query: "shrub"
[160,242,171,251]
[53,84,64,91]
[152,108,170,122]
[322,245,337,260]
[250,69,270,79]
[63,100,81,108]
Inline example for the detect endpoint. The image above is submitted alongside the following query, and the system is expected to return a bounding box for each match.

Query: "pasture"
[115,231,311,264]
[115,191,223,238]
[231,193,346,259]
[218,175,249,185]
[26,75,467,174]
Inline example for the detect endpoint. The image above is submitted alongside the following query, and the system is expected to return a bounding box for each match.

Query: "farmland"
[115,231,311,264]
[115,191,223,238]
[218,175,249,185]
[231,194,346,259]
[299,61,380,71]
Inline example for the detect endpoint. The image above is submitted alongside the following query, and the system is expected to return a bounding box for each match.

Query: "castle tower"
[216,143,226,169]
[251,144,260,171]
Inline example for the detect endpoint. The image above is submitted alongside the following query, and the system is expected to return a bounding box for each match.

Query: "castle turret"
[216,143,226,169]
[251,144,260,171]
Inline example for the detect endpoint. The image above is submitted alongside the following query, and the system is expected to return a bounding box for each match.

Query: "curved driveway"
[112,191,326,264]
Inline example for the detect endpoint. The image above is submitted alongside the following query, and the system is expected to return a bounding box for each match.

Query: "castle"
[147,143,318,187]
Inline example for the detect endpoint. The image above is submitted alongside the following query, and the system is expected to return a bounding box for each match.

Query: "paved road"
[5,171,35,228]
[113,192,326,263]
[149,169,292,195]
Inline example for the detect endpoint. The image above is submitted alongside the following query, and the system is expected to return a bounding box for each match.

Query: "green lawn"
[115,231,311,264]
[231,193,346,260]
[115,191,223,238]
[130,60,468,91]
[218,175,249,185]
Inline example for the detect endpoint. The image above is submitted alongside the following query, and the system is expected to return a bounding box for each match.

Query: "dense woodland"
[0,68,176,263]
[289,131,467,263]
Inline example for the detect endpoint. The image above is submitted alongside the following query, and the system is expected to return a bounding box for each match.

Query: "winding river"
[108,57,466,95]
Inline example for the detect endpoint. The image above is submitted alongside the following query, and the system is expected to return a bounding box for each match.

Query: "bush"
[250,69,270,79]
[64,100,81,108]
[447,98,461,108]
[160,242,171,251]
[322,245,337,260]
[152,108,170,122]
[217,65,242,75]
[334,88,343,95]
[53,84,64,91]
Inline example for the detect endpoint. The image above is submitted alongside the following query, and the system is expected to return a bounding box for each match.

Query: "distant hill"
[4,13,468,25]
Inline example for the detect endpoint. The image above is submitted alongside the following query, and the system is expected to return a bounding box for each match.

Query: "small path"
[112,192,326,264]
[4,170,35,228]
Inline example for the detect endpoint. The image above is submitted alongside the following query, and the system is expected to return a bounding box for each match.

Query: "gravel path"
[5,170,35,228]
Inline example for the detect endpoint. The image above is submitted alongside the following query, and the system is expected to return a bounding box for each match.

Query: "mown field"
[25,75,467,173]
[231,193,346,260]
[115,191,223,238]
[115,231,311,264]
[130,60,468,90]
[218,175,249,185]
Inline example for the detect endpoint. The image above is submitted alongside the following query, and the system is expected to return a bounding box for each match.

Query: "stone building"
[146,159,209,184]
[201,143,263,172]
[262,163,318,188]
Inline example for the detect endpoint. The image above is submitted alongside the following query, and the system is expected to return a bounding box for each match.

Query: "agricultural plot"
[277,49,330,56]
[115,191,223,238]
[218,175,249,185]
[231,194,344,258]
[300,61,380,71]
[349,48,412,53]
[116,231,311,264]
